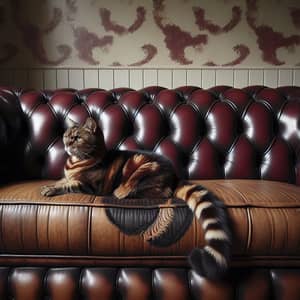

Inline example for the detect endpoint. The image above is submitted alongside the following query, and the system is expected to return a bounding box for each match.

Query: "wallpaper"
[0,0,299,68]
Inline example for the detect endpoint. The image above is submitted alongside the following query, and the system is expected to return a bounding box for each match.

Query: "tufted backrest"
[1,85,300,185]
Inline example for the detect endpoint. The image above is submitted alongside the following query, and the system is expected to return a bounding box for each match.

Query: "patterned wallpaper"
[0,0,299,68]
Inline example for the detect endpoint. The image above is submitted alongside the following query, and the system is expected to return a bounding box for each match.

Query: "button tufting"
[1,86,298,184]
[1,267,297,300]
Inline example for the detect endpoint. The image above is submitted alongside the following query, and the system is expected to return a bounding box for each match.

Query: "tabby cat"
[41,117,231,279]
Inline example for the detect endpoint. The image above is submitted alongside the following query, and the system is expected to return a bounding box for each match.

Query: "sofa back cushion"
[3,85,300,185]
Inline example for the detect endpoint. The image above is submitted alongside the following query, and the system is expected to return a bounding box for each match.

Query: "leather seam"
[87,206,92,255]
[246,207,252,252]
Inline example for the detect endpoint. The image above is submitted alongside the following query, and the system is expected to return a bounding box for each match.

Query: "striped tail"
[174,181,231,279]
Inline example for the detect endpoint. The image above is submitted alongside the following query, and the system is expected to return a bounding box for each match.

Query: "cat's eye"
[75,136,83,141]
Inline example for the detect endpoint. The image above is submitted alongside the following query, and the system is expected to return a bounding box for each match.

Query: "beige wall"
[1,0,299,68]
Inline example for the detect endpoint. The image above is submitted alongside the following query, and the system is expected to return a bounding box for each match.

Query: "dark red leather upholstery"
[1,85,299,185]
[0,267,300,300]
[0,85,299,300]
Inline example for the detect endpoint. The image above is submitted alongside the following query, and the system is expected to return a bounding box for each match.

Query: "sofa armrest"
[0,88,25,183]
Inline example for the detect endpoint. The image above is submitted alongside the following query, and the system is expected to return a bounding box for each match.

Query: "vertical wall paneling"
[99,69,114,90]
[158,69,172,88]
[202,69,216,89]
[234,69,249,88]
[293,69,300,86]
[114,69,129,88]
[216,69,234,86]
[187,69,202,87]
[172,70,187,88]
[84,69,99,88]
[129,69,143,90]
[28,69,44,89]
[143,69,158,86]
[248,69,264,86]
[69,69,84,89]
[1,68,299,90]
[0,70,5,86]
[0,69,12,86]
[44,69,57,90]
[264,69,278,88]
[57,69,69,88]
[13,70,28,87]
[278,69,293,87]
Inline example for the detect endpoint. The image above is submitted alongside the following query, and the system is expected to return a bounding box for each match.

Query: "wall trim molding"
[0,68,299,90]
[1,67,300,70]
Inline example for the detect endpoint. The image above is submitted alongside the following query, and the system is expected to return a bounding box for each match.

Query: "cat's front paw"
[113,185,131,199]
[41,185,58,197]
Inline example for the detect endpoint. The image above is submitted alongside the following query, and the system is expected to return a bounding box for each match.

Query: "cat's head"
[63,117,106,160]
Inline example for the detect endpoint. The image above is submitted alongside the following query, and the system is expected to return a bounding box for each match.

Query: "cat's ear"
[84,117,98,133]
[65,117,79,128]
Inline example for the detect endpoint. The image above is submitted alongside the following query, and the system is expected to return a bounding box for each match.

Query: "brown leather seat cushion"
[0,179,299,267]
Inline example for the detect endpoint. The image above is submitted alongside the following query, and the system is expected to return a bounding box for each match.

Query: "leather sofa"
[0,85,299,299]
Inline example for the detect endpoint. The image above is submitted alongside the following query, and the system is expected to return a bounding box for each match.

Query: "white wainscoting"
[0,68,299,90]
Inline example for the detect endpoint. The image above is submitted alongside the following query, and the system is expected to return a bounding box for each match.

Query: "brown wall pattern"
[0,0,299,68]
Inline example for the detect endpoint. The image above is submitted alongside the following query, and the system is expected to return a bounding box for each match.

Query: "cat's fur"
[41,117,231,279]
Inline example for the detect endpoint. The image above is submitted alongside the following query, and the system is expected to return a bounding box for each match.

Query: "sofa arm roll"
[0,88,26,183]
